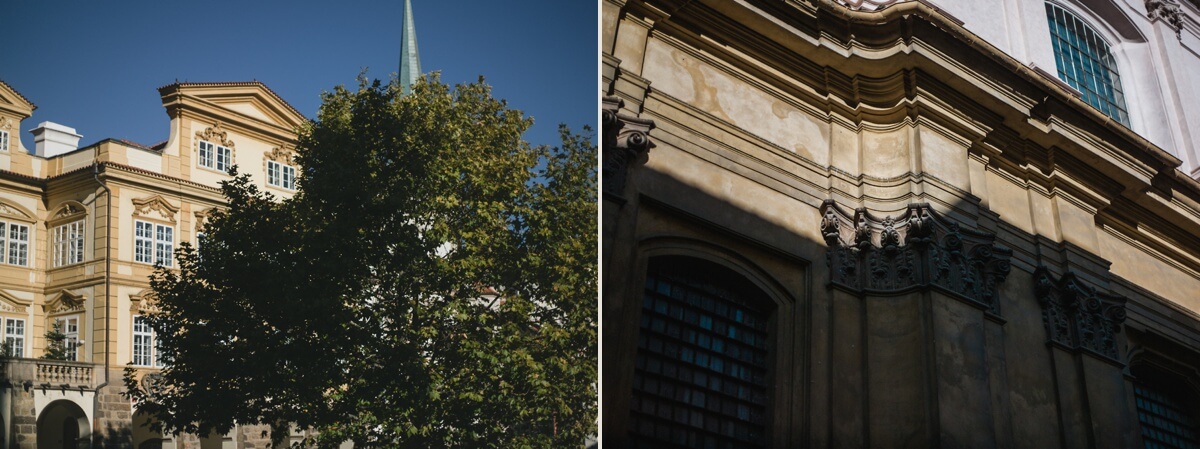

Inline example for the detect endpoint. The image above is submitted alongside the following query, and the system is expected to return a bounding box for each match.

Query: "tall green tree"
[43,321,70,361]
[125,75,597,448]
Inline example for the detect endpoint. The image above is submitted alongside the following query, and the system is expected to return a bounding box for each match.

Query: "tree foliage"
[43,321,70,361]
[124,75,597,448]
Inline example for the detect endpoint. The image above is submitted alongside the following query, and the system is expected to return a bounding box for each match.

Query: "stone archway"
[36,400,90,449]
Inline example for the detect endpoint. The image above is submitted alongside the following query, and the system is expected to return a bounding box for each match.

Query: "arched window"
[630,256,772,448]
[1045,2,1129,125]
[1132,366,1200,448]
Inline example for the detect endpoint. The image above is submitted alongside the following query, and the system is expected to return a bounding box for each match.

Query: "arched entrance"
[36,400,90,449]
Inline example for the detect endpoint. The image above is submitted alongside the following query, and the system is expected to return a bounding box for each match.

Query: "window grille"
[1046,3,1129,125]
[631,257,770,448]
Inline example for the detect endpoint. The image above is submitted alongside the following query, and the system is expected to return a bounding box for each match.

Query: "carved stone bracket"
[602,95,655,201]
[820,201,1012,313]
[1034,267,1127,363]
[1147,0,1183,38]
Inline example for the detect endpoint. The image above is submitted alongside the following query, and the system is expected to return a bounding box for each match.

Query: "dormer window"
[198,140,233,172]
[1046,3,1129,125]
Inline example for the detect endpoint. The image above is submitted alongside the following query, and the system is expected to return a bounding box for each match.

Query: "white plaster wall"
[941,0,1200,176]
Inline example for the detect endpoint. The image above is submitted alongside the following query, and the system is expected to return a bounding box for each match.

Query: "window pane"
[631,257,770,448]
[1045,3,1128,125]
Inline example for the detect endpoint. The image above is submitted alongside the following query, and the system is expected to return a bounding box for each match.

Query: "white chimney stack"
[30,121,82,157]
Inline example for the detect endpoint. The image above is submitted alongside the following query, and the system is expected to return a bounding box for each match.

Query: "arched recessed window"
[630,256,772,448]
[1132,366,1200,449]
[1045,2,1129,125]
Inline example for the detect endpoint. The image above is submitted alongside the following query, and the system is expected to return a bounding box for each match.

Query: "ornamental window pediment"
[132,195,180,223]
[195,123,236,173]
[43,290,85,315]
[0,290,31,314]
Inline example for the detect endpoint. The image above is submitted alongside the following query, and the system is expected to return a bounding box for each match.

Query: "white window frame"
[266,161,296,190]
[53,220,85,267]
[4,318,24,358]
[0,130,8,152]
[0,220,31,266]
[56,316,79,361]
[135,220,174,267]
[132,315,161,367]
[198,140,233,172]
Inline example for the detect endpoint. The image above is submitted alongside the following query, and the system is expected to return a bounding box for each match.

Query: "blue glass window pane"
[1045,3,1129,125]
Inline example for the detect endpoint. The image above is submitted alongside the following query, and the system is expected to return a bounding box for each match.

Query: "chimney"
[30,121,82,157]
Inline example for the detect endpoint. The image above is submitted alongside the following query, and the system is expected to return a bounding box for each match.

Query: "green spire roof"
[399,0,421,94]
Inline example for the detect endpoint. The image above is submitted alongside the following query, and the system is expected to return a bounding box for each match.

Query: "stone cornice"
[821,200,1013,314]
[620,0,1200,287]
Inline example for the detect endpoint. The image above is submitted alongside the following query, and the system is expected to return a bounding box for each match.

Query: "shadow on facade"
[602,136,1193,447]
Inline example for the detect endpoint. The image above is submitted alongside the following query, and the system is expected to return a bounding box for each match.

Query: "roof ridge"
[157,80,305,122]
[0,79,37,110]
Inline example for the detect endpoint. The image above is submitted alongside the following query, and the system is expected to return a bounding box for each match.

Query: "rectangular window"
[5,223,28,266]
[198,140,233,172]
[57,316,79,361]
[267,161,296,190]
[53,220,85,267]
[0,130,8,152]
[135,220,173,266]
[133,315,158,367]
[4,318,24,358]
[198,141,213,168]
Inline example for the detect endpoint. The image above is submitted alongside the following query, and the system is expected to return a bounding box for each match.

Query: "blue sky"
[2,0,596,152]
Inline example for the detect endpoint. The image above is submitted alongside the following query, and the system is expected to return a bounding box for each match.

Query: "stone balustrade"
[0,358,99,389]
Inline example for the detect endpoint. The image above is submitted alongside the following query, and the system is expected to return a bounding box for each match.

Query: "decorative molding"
[132,195,180,223]
[1146,0,1183,38]
[820,201,1012,313]
[0,117,12,130]
[194,207,219,231]
[0,201,33,220]
[834,0,907,11]
[51,203,85,222]
[43,290,85,315]
[264,147,295,165]
[1034,267,1127,363]
[602,96,655,201]
[130,289,159,314]
[194,122,236,148]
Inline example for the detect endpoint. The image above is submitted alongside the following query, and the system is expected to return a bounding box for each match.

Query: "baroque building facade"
[0,80,307,448]
[603,0,1200,447]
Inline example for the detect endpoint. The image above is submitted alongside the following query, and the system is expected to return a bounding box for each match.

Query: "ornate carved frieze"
[821,201,1012,312]
[1034,267,1127,363]
[602,96,655,201]
[43,290,85,315]
[1146,0,1183,38]
[264,147,295,165]
[132,195,180,223]
[0,117,12,130]
[195,122,236,148]
[130,289,160,314]
[52,203,84,221]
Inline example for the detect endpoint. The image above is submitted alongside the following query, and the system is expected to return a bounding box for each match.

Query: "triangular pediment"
[0,80,36,119]
[43,290,85,315]
[164,82,306,131]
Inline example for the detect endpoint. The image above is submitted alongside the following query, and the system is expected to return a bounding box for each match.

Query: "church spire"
[398,0,421,94]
